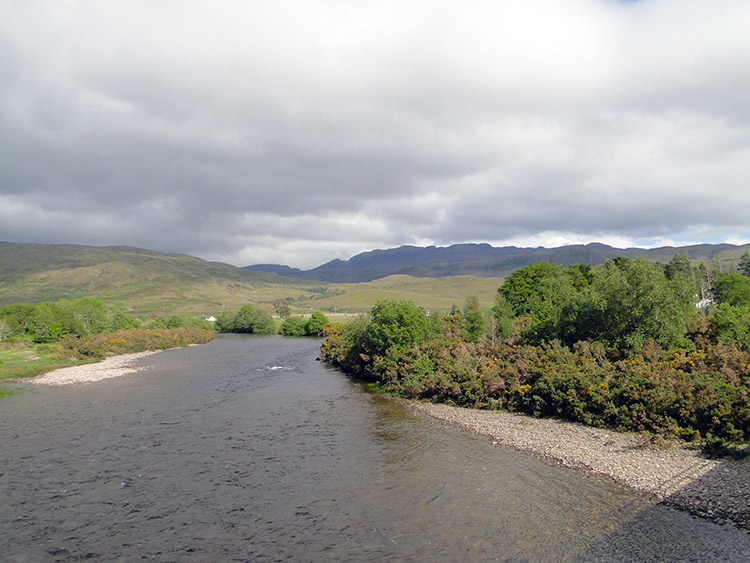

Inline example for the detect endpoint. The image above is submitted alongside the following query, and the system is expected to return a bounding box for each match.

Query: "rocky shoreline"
[28,351,160,386]
[407,401,750,532]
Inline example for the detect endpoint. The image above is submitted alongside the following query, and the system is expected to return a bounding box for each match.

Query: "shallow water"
[1,335,749,561]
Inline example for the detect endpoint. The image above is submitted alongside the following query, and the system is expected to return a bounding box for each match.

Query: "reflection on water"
[1,335,749,562]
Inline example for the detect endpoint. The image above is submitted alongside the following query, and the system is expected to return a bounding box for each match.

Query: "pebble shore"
[28,351,159,386]
[408,401,750,532]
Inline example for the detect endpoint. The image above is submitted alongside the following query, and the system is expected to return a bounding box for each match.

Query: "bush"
[60,327,214,360]
[709,304,750,350]
[111,312,142,330]
[280,316,307,336]
[714,273,750,307]
[305,312,330,336]
[462,296,487,343]
[321,297,750,453]
[216,304,275,334]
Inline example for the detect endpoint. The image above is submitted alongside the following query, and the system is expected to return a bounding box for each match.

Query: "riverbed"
[2,335,749,561]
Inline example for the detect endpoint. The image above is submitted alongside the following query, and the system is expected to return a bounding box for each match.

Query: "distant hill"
[0,242,263,281]
[246,242,750,282]
[0,242,304,317]
[4,241,748,318]
[0,242,503,317]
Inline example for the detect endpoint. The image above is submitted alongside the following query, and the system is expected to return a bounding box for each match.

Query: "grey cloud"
[1,1,750,269]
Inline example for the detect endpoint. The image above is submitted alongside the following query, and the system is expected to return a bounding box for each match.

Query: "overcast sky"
[2,1,749,268]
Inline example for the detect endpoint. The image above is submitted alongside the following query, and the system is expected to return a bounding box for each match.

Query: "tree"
[709,304,750,350]
[215,312,237,332]
[361,300,432,358]
[665,252,700,304]
[566,263,593,289]
[491,293,515,340]
[557,286,606,346]
[111,312,141,330]
[713,273,750,307]
[0,303,37,337]
[593,258,692,350]
[522,272,580,344]
[232,304,276,334]
[500,263,566,315]
[739,252,750,276]
[304,311,330,336]
[29,303,66,343]
[462,296,487,343]
[71,297,109,335]
[664,251,692,281]
[274,301,291,319]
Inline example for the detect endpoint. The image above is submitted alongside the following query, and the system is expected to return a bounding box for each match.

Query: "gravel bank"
[28,351,160,386]
[408,401,750,532]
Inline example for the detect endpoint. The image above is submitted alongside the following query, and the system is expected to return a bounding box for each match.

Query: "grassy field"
[292,275,503,316]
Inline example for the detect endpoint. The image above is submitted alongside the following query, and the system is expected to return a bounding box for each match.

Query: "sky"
[1,0,749,269]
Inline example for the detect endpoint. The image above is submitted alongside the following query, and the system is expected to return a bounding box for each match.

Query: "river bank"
[28,351,161,385]
[408,401,750,532]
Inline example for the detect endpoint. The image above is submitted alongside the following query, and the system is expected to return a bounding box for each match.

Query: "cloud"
[1,0,749,268]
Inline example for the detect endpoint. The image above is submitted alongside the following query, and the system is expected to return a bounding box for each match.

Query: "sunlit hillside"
[0,243,504,319]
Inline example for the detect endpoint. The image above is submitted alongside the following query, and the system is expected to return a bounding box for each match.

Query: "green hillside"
[0,243,310,317]
[317,275,502,316]
[0,243,503,318]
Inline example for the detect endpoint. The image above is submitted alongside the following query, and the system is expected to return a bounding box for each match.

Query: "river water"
[1,335,749,562]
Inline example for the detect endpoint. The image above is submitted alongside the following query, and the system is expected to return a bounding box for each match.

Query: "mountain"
[0,242,504,316]
[0,242,305,317]
[3,240,748,318]
[0,242,261,281]
[246,242,750,282]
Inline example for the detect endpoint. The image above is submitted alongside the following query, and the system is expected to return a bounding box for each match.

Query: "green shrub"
[709,304,750,350]
[280,316,307,336]
[361,300,432,358]
[321,273,750,455]
[60,327,214,360]
[216,304,275,335]
[304,312,330,336]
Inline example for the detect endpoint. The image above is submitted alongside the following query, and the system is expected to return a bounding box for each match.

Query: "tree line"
[214,303,329,337]
[0,298,216,368]
[321,254,750,455]
[0,297,214,345]
[0,297,332,343]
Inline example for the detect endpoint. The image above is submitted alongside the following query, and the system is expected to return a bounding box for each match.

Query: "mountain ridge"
[2,240,748,317]
[245,241,750,282]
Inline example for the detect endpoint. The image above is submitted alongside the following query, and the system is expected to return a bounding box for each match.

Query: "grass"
[0,345,91,381]
[290,275,504,315]
[0,328,215,389]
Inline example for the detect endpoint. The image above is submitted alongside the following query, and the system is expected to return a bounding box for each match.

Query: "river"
[1,335,749,561]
